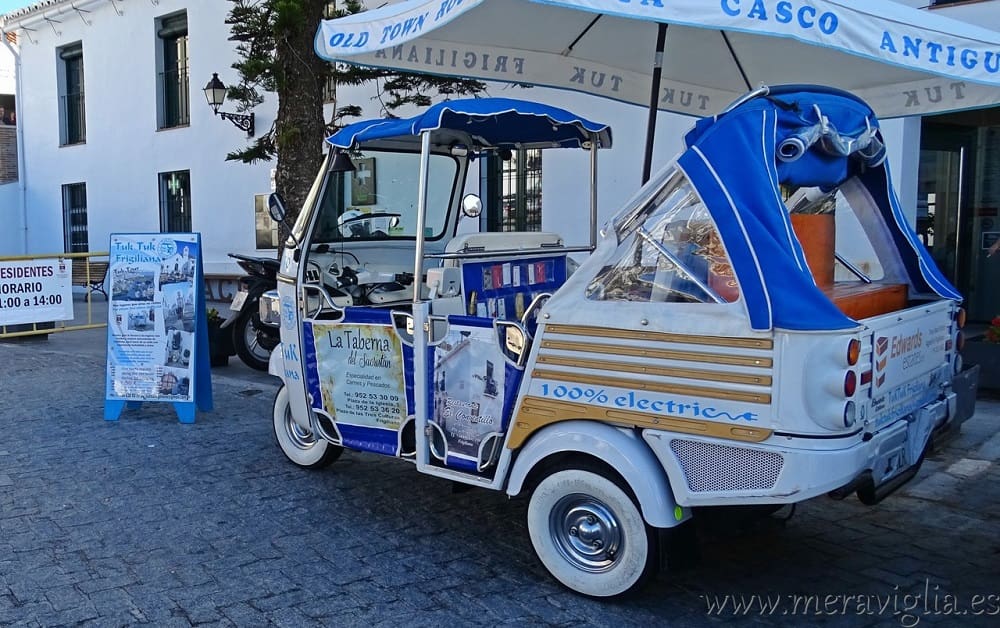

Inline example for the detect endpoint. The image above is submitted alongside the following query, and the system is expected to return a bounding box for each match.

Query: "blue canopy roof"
[678,85,959,332]
[327,98,612,151]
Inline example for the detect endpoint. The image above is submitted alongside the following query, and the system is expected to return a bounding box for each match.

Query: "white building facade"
[0,0,278,279]
[0,0,689,279]
[0,30,19,249]
[0,0,997,317]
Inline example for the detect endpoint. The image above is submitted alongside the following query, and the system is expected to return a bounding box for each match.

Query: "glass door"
[968,126,1000,321]
[917,146,963,284]
[919,125,977,313]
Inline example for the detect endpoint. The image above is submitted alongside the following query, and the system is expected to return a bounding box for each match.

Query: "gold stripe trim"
[532,369,771,404]
[545,324,773,350]
[508,396,772,449]
[537,354,772,386]
[540,339,772,368]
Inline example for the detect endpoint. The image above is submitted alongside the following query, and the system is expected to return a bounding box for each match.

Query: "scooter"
[222,253,280,371]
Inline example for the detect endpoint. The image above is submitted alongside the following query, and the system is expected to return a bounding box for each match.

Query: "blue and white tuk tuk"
[262,89,977,597]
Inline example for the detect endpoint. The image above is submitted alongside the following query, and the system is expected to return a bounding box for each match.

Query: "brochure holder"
[103,233,213,423]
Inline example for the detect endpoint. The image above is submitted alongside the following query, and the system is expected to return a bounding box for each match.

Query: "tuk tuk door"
[297,305,415,456]
[420,312,529,476]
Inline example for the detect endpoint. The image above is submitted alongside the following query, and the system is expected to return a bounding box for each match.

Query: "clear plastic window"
[832,190,885,281]
[586,169,739,303]
[785,185,885,282]
[312,149,458,243]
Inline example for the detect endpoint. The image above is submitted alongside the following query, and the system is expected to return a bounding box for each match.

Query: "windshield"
[586,168,740,304]
[312,149,458,243]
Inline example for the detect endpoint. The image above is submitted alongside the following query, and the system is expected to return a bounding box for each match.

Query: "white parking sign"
[0,259,74,326]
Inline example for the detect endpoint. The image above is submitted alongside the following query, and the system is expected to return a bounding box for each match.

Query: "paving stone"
[43,585,91,613]
[220,601,270,626]
[2,335,1000,626]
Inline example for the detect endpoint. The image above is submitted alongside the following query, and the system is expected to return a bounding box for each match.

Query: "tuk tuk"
[261,88,977,597]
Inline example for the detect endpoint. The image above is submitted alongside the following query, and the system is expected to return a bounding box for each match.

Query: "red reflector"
[844,370,857,397]
[957,331,965,352]
[860,371,872,385]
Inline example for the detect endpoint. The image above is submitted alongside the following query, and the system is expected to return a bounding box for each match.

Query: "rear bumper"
[644,390,967,507]
[949,363,979,430]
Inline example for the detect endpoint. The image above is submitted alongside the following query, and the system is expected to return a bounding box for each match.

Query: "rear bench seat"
[437,232,568,320]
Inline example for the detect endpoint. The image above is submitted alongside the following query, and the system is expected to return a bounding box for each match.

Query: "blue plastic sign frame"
[103,233,213,423]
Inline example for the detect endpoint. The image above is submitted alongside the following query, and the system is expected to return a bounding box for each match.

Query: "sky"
[0,1,35,17]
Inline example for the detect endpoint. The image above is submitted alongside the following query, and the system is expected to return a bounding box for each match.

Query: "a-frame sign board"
[103,233,213,423]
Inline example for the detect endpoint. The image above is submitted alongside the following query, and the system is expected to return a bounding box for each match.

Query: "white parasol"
[316,0,1000,177]
[317,0,1000,116]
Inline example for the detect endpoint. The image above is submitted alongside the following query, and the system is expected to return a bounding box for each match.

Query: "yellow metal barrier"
[0,251,110,339]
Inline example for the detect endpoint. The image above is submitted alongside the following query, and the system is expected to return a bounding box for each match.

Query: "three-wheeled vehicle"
[261,89,977,597]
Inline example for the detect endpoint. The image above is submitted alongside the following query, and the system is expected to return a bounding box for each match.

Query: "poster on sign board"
[105,234,203,406]
[0,258,74,326]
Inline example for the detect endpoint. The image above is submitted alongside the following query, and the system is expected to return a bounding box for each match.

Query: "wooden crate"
[790,213,835,287]
[821,282,908,320]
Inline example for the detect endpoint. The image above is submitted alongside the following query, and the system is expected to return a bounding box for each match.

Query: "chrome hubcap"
[550,493,623,572]
[284,406,316,450]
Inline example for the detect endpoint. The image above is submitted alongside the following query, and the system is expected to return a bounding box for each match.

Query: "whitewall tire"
[272,385,342,469]
[527,467,658,598]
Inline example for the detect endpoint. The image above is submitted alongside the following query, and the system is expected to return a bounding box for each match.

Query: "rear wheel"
[527,467,658,597]
[233,307,271,371]
[272,386,342,469]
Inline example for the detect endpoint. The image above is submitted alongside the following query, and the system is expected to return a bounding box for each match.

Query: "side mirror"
[268,192,287,223]
[267,192,300,249]
[496,320,528,367]
[461,194,483,218]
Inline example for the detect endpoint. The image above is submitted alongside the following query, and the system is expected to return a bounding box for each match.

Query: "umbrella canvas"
[316,0,1000,119]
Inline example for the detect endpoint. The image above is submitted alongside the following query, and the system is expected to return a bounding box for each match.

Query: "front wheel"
[527,467,658,598]
[272,386,342,469]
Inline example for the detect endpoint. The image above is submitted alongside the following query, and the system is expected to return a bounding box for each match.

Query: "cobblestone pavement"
[0,320,998,627]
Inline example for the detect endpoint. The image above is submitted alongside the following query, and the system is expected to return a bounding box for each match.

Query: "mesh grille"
[669,439,783,492]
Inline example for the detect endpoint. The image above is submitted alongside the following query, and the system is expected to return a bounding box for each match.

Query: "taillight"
[844,370,857,397]
[844,401,857,428]
[955,307,967,329]
[956,330,965,352]
[846,339,861,366]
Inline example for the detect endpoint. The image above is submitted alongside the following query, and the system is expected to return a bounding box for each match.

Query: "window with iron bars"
[157,12,189,129]
[62,183,88,253]
[159,170,192,232]
[58,43,85,145]
[486,149,543,232]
